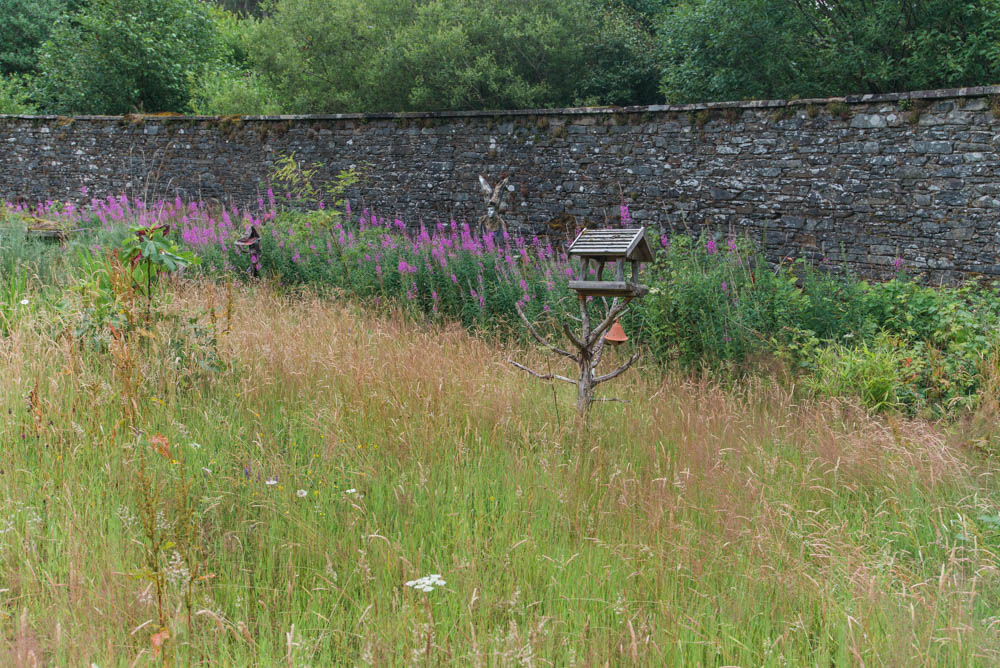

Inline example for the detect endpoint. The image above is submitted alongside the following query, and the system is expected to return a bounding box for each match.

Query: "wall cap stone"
[2,85,999,124]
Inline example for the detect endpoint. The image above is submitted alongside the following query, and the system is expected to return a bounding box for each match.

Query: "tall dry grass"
[0,279,998,665]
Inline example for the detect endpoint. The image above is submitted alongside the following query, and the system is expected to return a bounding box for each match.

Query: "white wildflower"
[265,477,278,486]
[165,550,190,587]
[19,299,29,306]
[296,489,308,498]
[405,574,446,592]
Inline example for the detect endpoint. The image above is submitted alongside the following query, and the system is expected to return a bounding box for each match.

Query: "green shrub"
[35,0,225,114]
[0,73,35,114]
[803,334,912,411]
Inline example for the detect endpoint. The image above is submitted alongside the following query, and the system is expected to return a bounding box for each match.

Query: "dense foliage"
[5,191,1000,418]
[3,0,1000,113]
[34,0,224,114]
[244,0,660,113]
[0,0,68,76]
[0,74,34,113]
[658,0,1000,103]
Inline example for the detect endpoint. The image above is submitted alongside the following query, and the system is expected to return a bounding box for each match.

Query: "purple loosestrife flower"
[620,202,633,227]
[893,256,904,271]
[728,238,738,252]
[706,238,717,254]
[721,281,728,293]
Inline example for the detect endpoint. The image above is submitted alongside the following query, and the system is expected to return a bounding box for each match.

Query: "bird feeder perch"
[567,227,653,298]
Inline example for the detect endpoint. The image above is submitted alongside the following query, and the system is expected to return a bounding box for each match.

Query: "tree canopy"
[1,0,998,115]
[35,0,224,114]
[244,0,660,113]
[658,0,1000,103]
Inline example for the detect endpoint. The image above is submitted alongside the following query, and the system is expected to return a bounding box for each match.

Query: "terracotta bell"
[604,320,628,345]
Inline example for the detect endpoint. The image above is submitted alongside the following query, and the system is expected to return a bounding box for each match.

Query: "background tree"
[189,7,280,115]
[35,0,225,115]
[0,75,35,114]
[246,0,662,113]
[658,0,1000,103]
[214,0,265,14]
[0,0,70,76]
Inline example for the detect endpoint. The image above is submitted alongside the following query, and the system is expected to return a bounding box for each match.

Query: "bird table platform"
[18,218,81,242]
[567,227,654,298]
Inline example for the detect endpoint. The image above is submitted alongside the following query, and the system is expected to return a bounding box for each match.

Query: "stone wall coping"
[2,85,999,124]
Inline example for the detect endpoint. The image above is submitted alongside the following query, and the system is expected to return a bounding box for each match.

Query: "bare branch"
[561,322,586,351]
[514,303,578,361]
[591,338,607,371]
[507,359,576,384]
[593,353,640,385]
[592,397,630,403]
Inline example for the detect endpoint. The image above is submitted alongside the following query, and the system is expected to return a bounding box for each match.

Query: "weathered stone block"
[912,141,953,153]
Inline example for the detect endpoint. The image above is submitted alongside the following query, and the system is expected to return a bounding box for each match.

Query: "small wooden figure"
[235,225,262,277]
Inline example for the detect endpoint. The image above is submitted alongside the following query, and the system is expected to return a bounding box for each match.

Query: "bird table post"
[508,227,655,415]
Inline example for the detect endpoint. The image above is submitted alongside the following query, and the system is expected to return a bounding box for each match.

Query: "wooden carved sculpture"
[477,174,510,237]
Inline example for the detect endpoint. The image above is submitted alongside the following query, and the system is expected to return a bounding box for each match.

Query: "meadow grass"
[1,278,1000,665]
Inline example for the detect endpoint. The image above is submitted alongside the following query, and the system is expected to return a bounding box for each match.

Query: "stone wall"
[3,85,1000,280]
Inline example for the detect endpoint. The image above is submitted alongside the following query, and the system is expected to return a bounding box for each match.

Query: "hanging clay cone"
[604,320,627,346]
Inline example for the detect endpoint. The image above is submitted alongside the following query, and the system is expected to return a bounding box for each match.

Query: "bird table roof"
[567,227,654,262]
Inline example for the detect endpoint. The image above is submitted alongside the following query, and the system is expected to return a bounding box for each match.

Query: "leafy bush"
[35,0,225,114]
[658,0,1000,103]
[803,334,913,411]
[188,7,282,116]
[249,0,662,113]
[0,74,35,113]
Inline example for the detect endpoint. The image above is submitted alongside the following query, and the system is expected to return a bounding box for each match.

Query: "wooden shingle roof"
[567,228,654,263]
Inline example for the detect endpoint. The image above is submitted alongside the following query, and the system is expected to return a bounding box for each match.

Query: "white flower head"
[201,467,212,474]
[405,574,447,592]
[296,489,308,498]
[344,488,358,495]
[265,477,278,486]
[19,298,29,306]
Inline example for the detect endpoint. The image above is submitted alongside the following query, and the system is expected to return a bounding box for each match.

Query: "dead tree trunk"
[509,297,639,415]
